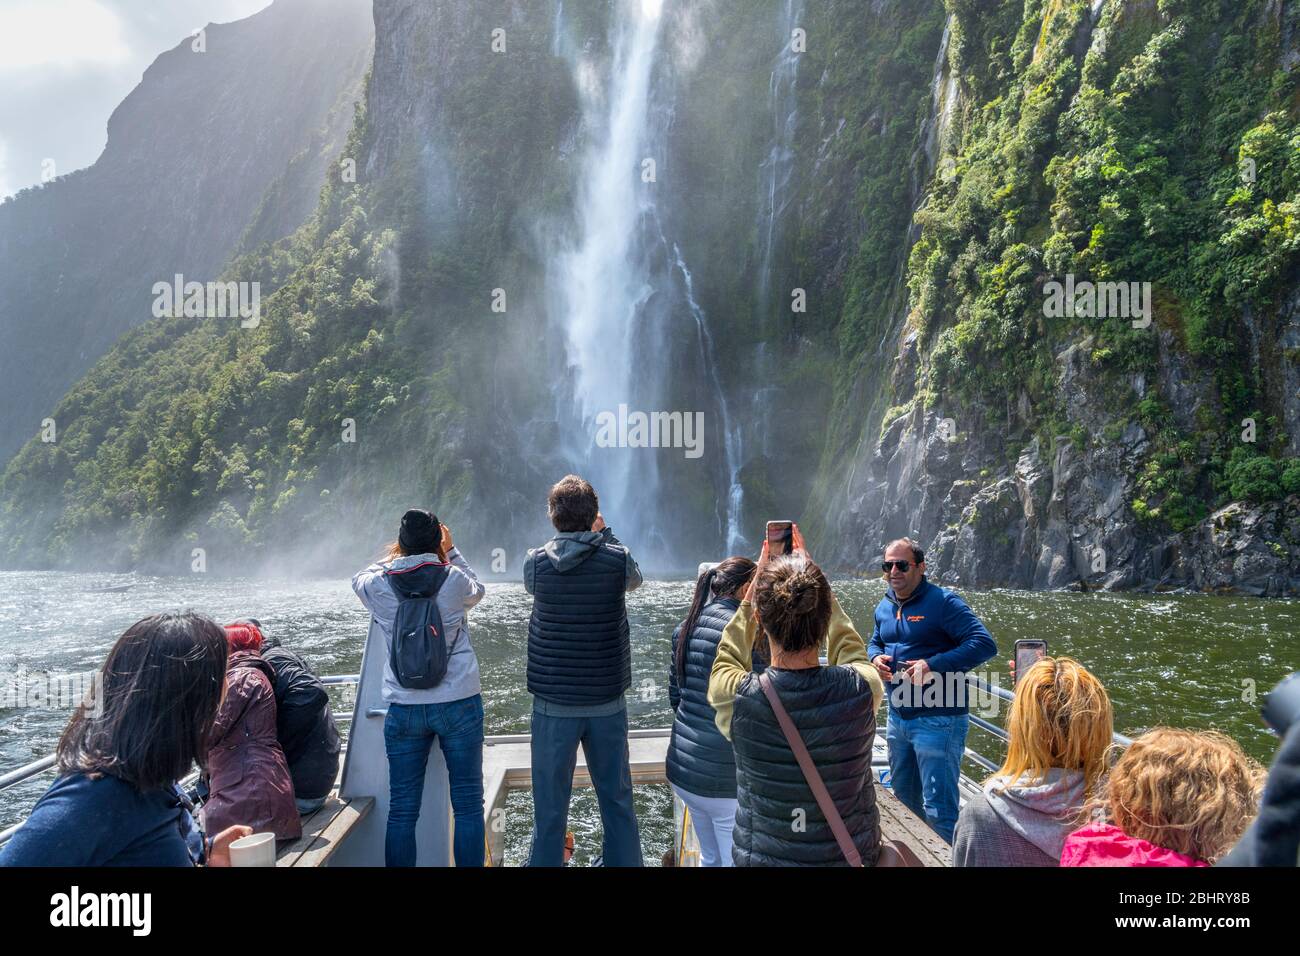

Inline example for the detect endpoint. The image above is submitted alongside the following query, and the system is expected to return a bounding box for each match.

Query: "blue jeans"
[886,710,969,844]
[527,707,642,866]
[384,695,485,867]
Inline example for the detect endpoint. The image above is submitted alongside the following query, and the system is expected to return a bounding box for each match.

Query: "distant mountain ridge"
[0,0,373,463]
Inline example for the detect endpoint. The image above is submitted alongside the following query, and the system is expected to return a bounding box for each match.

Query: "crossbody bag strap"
[757,671,863,867]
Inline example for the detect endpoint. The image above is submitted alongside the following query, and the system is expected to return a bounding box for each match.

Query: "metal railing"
[961,675,1133,776]
[0,675,362,847]
[0,671,1139,848]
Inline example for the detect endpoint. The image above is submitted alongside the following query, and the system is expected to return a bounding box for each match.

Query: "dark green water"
[1,571,1295,863]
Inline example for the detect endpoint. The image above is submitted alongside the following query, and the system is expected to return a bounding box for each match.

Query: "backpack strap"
[757,670,863,867]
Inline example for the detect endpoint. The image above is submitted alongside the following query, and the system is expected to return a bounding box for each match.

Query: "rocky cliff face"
[0,0,373,463]
[815,0,1300,596]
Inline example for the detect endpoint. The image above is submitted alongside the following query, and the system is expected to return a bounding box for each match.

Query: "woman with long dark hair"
[351,508,486,867]
[0,612,253,866]
[666,556,757,866]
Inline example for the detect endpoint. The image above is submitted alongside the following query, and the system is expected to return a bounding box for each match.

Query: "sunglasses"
[881,560,914,572]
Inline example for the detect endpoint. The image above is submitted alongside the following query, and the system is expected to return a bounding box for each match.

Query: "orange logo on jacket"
[906,615,925,622]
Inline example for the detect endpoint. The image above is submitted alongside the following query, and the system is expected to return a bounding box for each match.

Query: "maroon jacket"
[202,651,302,841]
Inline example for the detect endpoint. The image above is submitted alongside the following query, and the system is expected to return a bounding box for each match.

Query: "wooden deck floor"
[281,730,952,867]
[277,794,374,867]
[482,728,951,867]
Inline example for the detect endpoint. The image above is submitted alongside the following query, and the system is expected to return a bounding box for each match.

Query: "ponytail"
[676,568,717,681]
[675,556,757,681]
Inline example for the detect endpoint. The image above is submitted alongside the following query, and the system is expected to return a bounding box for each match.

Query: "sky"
[0,0,275,199]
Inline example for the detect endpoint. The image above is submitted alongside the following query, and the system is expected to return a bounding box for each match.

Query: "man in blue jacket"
[868,538,996,844]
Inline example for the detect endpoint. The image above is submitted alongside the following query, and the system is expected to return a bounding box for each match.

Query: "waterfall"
[919,13,955,178]
[755,0,804,318]
[551,0,666,549]
[671,241,745,554]
[880,12,956,357]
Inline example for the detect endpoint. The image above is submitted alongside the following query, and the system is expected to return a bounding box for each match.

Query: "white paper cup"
[228,832,277,867]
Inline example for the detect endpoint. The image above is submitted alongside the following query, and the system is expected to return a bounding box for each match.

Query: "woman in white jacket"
[352,508,486,866]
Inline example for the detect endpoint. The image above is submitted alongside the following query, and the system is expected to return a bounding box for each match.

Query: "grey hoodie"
[952,768,1087,867]
[523,528,643,592]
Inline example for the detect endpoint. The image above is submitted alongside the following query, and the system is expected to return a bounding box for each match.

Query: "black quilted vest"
[666,597,755,799]
[731,664,880,866]
[526,542,631,705]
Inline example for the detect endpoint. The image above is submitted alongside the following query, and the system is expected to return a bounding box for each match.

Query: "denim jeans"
[885,709,969,844]
[671,784,737,867]
[295,795,327,815]
[527,707,642,866]
[384,695,485,867]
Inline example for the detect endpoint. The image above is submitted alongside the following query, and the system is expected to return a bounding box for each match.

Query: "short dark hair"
[57,612,229,792]
[548,474,599,532]
[753,553,833,654]
[884,537,925,563]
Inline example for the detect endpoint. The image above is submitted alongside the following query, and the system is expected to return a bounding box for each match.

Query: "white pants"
[672,784,737,867]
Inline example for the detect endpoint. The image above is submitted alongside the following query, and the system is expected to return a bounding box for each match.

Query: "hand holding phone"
[766,520,794,556]
[872,654,893,680]
[1013,640,1048,685]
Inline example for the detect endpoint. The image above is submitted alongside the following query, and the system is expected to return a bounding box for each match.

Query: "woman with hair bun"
[707,529,885,866]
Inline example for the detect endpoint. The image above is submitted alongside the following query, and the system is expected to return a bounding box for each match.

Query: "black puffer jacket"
[525,529,640,706]
[667,597,764,799]
[731,664,880,866]
[261,640,341,801]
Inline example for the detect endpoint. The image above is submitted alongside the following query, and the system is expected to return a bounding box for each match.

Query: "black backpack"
[385,561,452,689]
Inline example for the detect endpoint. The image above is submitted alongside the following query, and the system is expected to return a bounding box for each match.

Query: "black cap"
[398,509,440,555]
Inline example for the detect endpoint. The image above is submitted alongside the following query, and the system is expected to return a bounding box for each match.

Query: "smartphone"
[1013,639,1048,685]
[765,520,794,555]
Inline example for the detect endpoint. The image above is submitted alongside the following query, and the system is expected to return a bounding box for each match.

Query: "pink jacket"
[1060,822,1208,867]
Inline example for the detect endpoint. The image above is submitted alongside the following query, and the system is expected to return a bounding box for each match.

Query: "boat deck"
[277,794,374,867]
[480,728,950,867]
[276,727,950,867]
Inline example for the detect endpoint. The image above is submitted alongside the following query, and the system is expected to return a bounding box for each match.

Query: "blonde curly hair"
[1089,727,1265,863]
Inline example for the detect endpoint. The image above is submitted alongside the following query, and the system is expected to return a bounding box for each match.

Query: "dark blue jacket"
[866,576,996,718]
[666,597,765,799]
[525,528,641,706]
[0,772,202,867]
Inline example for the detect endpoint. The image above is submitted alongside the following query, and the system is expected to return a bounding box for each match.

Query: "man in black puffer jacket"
[249,623,342,814]
[709,548,885,866]
[524,475,643,866]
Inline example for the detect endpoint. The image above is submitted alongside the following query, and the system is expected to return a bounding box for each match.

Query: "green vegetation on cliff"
[821,0,1300,538]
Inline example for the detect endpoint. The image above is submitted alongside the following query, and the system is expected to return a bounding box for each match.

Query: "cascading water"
[755,0,804,319]
[671,241,745,554]
[920,14,957,175]
[551,0,666,551]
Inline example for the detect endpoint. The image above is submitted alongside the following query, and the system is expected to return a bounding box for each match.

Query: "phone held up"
[765,520,794,556]
[1013,639,1048,686]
